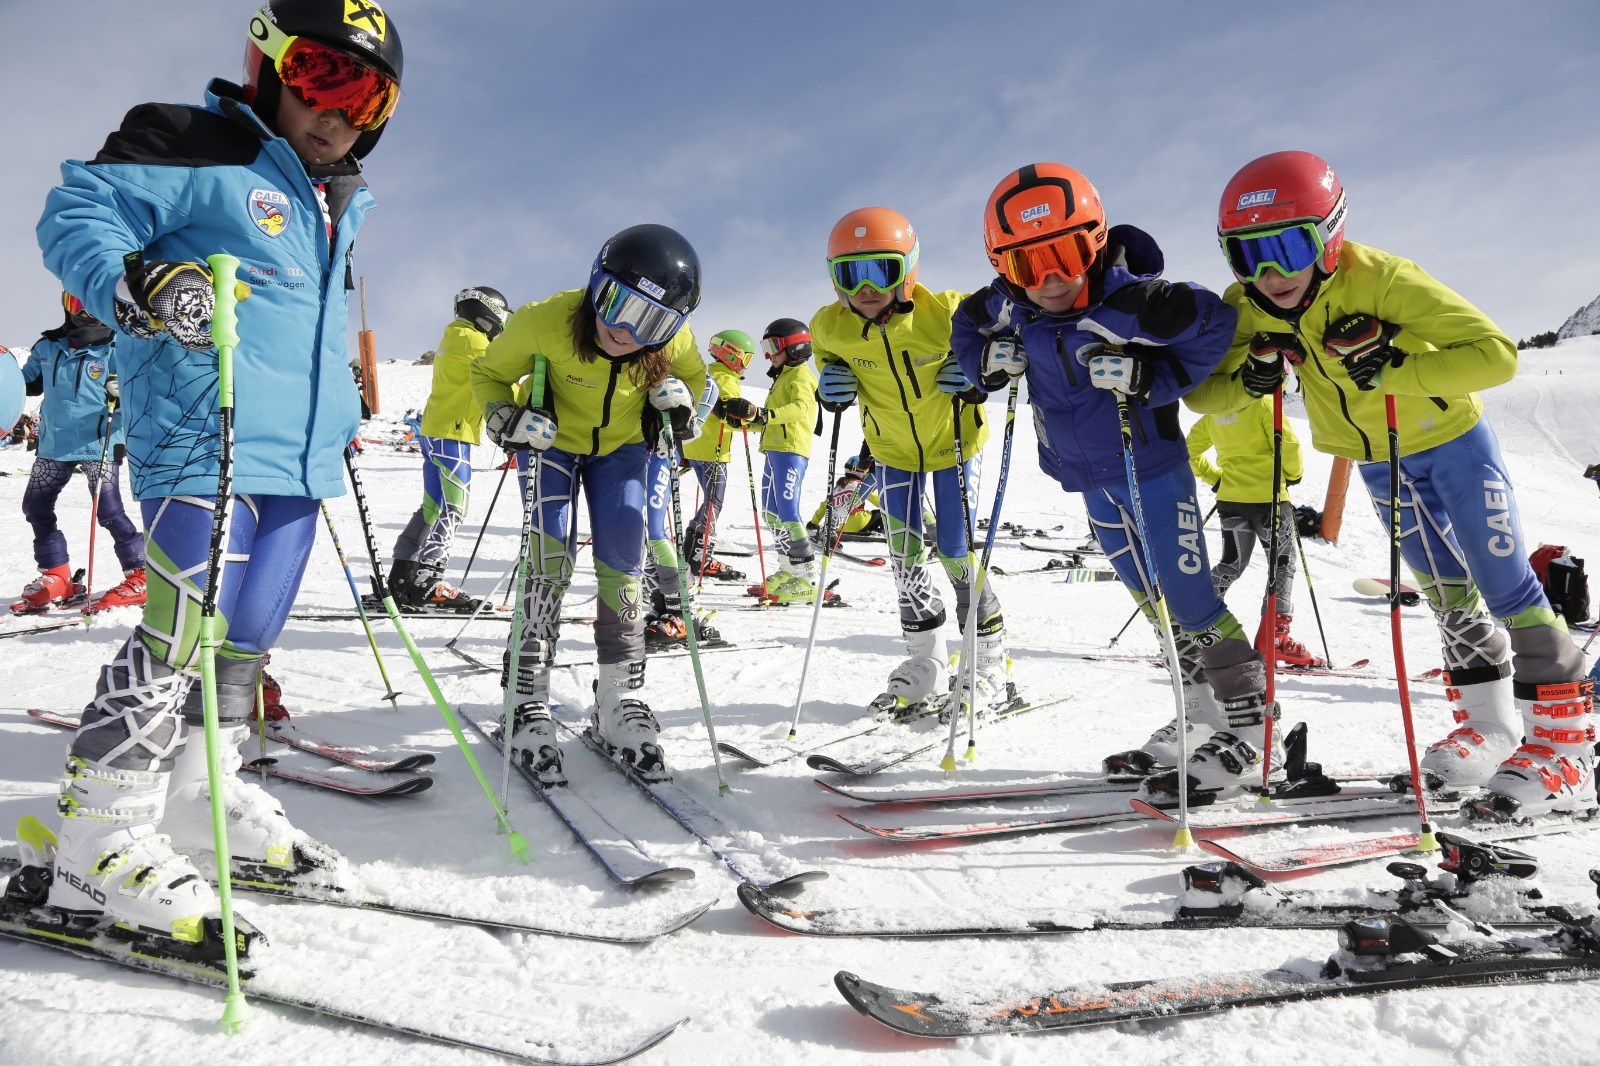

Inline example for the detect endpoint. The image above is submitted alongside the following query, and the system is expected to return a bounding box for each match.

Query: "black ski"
[835,914,1600,1038]
[463,712,696,887]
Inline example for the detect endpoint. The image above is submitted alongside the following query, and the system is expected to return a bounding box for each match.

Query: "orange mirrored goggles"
[994,230,1096,290]
[264,28,398,131]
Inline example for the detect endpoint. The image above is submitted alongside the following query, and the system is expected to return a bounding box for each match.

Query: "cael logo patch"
[249,188,291,237]
[1236,189,1276,210]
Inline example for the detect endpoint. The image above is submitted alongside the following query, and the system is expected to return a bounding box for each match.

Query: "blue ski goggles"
[828,250,915,295]
[590,273,686,346]
[1221,221,1325,281]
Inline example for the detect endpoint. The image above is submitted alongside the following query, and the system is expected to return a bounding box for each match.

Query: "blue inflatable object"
[0,347,24,436]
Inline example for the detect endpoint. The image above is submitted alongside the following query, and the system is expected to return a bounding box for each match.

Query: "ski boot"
[762,557,819,605]
[693,556,746,583]
[385,559,422,609]
[1144,695,1284,799]
[1271,613,1326,669]
[947,628,1017,722]
[1103,684,1226,779]
[501,653,563,785]
[749,571,793,600]
[591,660,667,781]
[1405,669,1518,794]
[869,627,947,722]
[412,564,481,613]
[1469,679,1597,822]
[11,564,85,615]
[85,567,147,615]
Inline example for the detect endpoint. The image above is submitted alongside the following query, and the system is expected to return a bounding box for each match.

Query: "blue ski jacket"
[22,332,123,462]
[37,80,371,500]
[951,233,1236,493]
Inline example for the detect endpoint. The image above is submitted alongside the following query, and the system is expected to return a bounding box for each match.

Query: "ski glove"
[647,378,702,444]
[1241,332,1303,397]
[1324,314,1405,392]
[484,401,557,451]
[1083,345,1151,400]
[817,362,858,413]
[934,357,985,405]
[979,337,1027,390]
[714,396,765,427]
[104,376,120,403]
[120,258,250,352]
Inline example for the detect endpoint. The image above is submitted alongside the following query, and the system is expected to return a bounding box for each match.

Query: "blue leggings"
[761,450,812,562]
[23,456,143,572]
[392,435,472,568]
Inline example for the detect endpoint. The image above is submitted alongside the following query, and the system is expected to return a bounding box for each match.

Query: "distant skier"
[1187,395,1324,667]
[748,318,821,603]
[13,293,146,615]
[385,286,510,612]
[1194,150,1592,820]
[681,330,755,582]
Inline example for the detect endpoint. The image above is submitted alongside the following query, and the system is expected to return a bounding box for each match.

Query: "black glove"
[113,443,126,464]
[715,396,765,427]
[122,257,249,351]
[1241,332,1302,397]
[1324,314,1404,392]
[1286,476,1301,488]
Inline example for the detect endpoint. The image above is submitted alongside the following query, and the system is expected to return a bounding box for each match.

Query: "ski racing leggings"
[391,435,472,569]
[1211,500,1297,619]
[70,494,320,771]
[517,444,647,663]
[761,450,812,562]
[644,450,683,605]
[878,460,1000,635]
[685,458,728,560]
[1087,464,1261,700]
[1356,417,1582,684]
[22,456,143,572]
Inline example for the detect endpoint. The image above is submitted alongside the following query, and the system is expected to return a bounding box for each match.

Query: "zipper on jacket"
[876,323,926,470]
[1053,333,1080,386]
[1296,319,1374,462]
[594,358,625,455]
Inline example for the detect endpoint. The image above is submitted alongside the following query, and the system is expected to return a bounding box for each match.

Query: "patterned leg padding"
[178,649,263,726]
[70,635,191,772]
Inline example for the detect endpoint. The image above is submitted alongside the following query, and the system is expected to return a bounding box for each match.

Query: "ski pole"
[740,425,769,597]
[199,252,250,1031]
[786,408,845,739]
[1384,393,1436,851]
[319,501,399,706]
[1290,514,1333,668]
[1114,391,1194,850]
[1257,385,1285,799]
[691,421,727,590]
[502,357,549,809]
[456,459,509,589]
[665,433,731,794]
[343,444,531,864]
[81,395,116,613]
[445,557,518,654]
[1106,502,1216,648]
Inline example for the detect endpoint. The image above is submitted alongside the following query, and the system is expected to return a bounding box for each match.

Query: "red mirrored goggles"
[762,331,812,357]
[62,293,85,316]
[992,230,1096,290]
[265,31,398,131]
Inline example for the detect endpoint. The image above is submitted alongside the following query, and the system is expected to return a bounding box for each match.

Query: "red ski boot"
[1272,612,1327,669]
[85,567,147,614]
[10,565,85,615]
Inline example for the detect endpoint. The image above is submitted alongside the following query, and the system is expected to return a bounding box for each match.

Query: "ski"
[549,705,827,891]
[840,805,1136,843]
[834,915,1600,1039]
[444,641,786,676]
[28,709,434,775]
[1078,654,1441,683]
[1201,817,1599,873]
[1129,793,1444,832]
[0,614,94,640]
[805,694,1075,776]
[815,773,1142,805]
[0,903,686,1063]
[1352,577,1423,605]
[26,710,432,797]
[1020,539,1104,557]
[990,560,1119,580]
[463,712,695,887]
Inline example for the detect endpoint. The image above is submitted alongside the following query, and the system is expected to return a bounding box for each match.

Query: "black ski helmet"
[590,225,702,318]
[762,317,813,366]
[455,286,510,338]
[243,0,404,160]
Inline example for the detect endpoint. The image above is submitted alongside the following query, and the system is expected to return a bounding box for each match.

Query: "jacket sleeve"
[1090,280,1238,408]
[1283,421,1304,484]
[1374,257,1518,397]
[471,309,538,411]
[951,286,1007,385]
[763,372,811,429]
[668,328,707,403]
[21,345,44,388]
[1186,415,1220,488]
[1184,287,1257,415]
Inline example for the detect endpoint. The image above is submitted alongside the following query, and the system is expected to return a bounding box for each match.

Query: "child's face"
[841,285,894,320]
[276,89,361,165]
[1250,265,1317,310]
[594,315,646,358]
[1026,272,1087,314]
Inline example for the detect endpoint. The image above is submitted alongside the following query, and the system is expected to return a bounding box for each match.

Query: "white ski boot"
[1473,679,1597,821]
[1103,684,1225,778]
[46,756,227,947]
[502,651,563,785]
[592,660,667,781]
[1417,670,1519,792]
[869,627,947,722]
[950,628,1014,720]
[1144,694,1284,797]
[161,724,349,889]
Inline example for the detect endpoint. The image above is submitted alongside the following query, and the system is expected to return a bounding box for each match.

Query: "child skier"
[1187,395,1324,667]
[1195,149,1593,820]
[746,318,820,602]
[642,369,723,651]
[681,330,755,583]
[386,285,510,612]
[22,0,405,950]
[813,207,1008,719]
[950,163,1270,794]
[472,224,707,781]
[14,294,146,615]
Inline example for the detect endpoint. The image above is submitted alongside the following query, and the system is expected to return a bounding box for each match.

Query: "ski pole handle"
[207,254,242,408]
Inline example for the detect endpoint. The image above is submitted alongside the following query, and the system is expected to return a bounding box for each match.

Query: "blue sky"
[4,0,1596,361]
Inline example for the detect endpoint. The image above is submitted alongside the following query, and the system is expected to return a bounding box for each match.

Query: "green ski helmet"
[708,329,756,373]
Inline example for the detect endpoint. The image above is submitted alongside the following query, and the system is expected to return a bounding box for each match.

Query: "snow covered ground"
[2,337,1598,1066]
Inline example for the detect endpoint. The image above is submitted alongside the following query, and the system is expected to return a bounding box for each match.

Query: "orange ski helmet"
[826,207,920,302]
[983,163,1106,289]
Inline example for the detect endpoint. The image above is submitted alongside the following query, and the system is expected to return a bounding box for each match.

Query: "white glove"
[980,338,1027,389]
[648,378,701,444]
[485,401,557,451]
